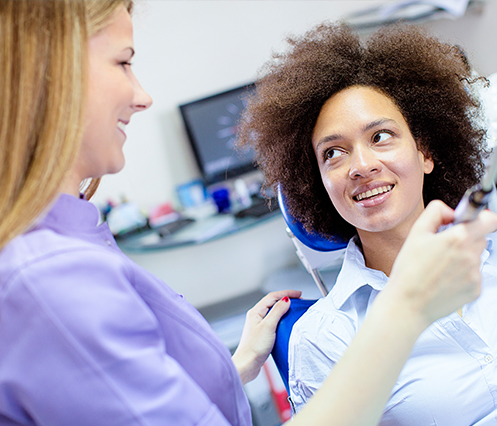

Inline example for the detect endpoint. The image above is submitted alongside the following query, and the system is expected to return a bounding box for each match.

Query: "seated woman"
[238,23,497,425]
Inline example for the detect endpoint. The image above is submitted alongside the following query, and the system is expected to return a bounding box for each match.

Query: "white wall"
[92,0,387,210]
[92,0,497,210]
[424,1,497,77]
[95,1,497,308]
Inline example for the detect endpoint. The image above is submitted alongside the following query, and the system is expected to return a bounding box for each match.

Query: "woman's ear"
[422,149,434,175]
[417,141,434,175]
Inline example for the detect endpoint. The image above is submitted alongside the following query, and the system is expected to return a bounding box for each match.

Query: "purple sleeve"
[0,248,232,426]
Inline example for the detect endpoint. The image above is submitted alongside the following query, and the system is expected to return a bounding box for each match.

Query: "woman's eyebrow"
[315,118,397,149]
[363,118,396,132]
[315,133,343,150]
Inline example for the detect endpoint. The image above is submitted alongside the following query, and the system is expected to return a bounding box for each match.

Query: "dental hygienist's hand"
[385,200,497,332]
[232,289,302,385]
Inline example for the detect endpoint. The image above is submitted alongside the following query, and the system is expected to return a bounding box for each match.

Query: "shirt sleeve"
[1,246,232,426]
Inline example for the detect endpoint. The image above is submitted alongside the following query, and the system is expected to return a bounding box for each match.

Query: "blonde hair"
[0,0,133,250]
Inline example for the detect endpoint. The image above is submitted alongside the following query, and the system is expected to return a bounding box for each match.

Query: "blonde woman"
[0,1,495,425]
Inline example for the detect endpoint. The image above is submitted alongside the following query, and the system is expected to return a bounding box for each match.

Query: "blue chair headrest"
[277,184,347,252]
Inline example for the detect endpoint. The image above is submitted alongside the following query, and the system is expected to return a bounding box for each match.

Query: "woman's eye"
[324,149,344,161]
[373,132,392,143]
[120,61,132,68]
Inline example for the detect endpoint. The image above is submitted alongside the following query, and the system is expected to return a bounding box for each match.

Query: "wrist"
[372,285,431,338]
[232,349,260,385]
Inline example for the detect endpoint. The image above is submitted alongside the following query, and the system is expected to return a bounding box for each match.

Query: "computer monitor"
[179,83,257,186]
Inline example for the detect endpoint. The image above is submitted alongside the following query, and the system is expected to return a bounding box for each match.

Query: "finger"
[261,296,292,330]
[413,200,455,233]
[465,209,497,238]
[249,290,302,318]
[443,209,497,247]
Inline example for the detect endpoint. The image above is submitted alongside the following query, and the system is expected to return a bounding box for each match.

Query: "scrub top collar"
[30,193,102,236]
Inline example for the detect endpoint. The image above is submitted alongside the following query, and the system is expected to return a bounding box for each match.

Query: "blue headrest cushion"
[277,184,347,252]
[271,298,319,394]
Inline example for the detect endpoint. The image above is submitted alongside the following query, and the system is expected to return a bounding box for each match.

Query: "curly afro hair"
[237,22,488,242]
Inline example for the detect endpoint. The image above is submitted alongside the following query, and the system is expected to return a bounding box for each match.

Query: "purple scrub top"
[0,194,251,426]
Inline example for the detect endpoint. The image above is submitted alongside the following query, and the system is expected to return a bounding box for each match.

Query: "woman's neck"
[357,228,410,277]
[59,169,83,197]
[356,203,426,276]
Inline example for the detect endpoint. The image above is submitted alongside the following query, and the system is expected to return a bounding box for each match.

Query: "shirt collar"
[330,232,495,310]
[31,193,101,235]
[330,235,388,309]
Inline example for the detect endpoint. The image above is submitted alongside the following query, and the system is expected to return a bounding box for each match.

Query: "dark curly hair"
[238,22,488,242]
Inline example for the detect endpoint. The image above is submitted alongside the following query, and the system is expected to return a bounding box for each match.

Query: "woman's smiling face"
[312,86,434,239]
[75,5,152,182]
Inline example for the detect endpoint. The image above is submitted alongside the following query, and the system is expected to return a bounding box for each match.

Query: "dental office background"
[92,0,497,309]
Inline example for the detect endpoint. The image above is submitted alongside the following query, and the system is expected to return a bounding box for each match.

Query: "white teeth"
[117,121,126,132]
[355,185,393,201]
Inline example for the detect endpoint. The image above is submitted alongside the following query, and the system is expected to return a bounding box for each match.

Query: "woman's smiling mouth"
[354,185,393,201]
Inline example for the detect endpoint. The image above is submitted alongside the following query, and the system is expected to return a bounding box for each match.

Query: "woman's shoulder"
[292,295,358,342]
[0,228,134,312]
[3,225,118,268]
[0,226,156,345]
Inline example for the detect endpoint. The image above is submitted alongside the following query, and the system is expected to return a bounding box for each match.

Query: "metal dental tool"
[453,148,497,224]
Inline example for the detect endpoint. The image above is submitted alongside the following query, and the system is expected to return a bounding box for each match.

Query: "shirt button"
[105,239,112,246]
[484,354,493,364]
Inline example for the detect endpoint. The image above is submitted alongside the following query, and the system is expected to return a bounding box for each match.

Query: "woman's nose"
[131,73,153,112]
[348,146,382,179]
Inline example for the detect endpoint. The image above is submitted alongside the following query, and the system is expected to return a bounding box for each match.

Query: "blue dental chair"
[271,185,347,394]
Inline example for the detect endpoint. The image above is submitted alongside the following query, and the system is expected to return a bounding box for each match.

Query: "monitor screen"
[179,83,257,186]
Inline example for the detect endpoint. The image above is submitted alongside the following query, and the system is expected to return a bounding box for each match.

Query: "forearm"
[232,350,257,386]
[289,287,426,426]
